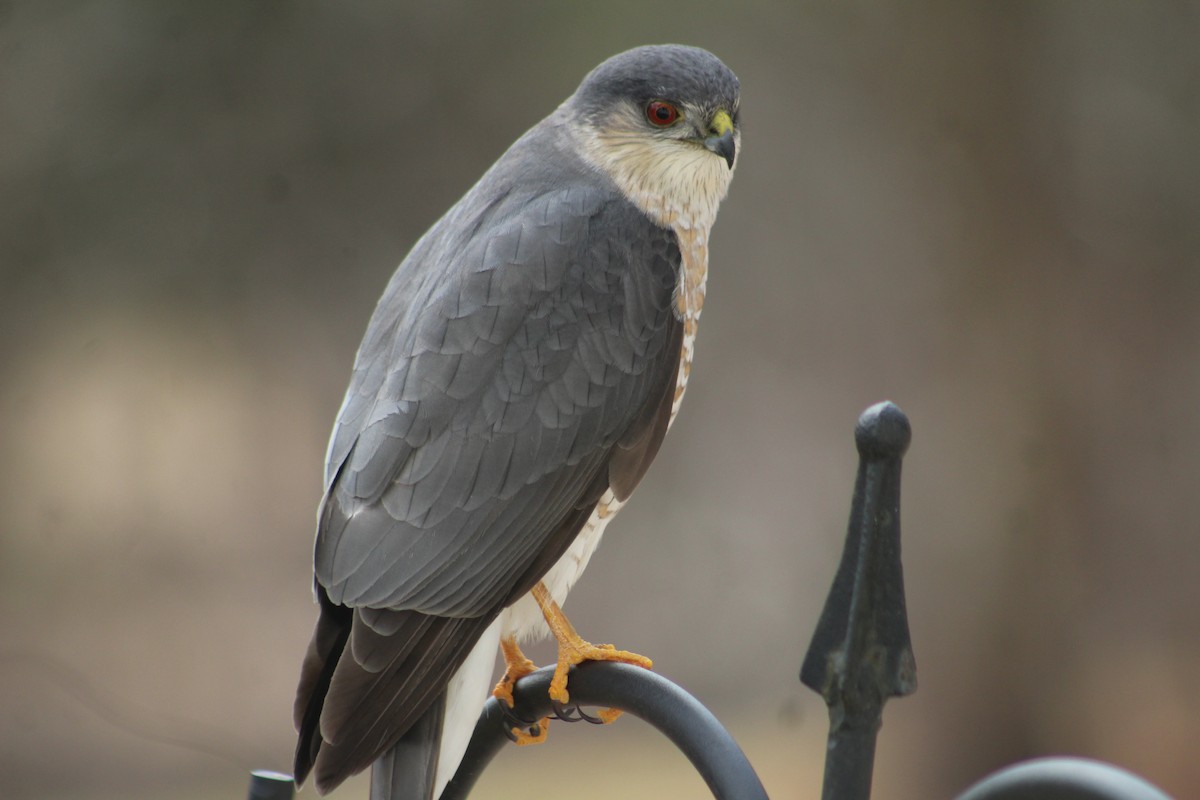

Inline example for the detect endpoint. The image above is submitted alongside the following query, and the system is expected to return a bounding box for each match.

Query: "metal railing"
[442,661,767,800]
[249,401,1174,800]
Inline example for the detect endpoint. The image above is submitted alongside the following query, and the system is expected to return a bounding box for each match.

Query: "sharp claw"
[551,701,579,721]
[550,700,608,725]
[500,699,550,745]
[500,701,535,728]
[574,705,606,725]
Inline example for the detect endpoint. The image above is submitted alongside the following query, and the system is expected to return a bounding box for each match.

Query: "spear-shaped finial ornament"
[802,401,916,800]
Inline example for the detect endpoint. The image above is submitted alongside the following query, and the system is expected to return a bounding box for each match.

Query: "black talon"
[551,700,580,722]
[551,700,605,724]
[500,700,538,730]
[575,705,605,725]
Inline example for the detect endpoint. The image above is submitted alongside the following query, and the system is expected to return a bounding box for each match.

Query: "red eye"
[646,101,679,126]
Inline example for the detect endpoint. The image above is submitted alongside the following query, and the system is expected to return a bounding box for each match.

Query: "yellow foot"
[596,707,624,724]
[511,718,548,746]
[548,639,653,707]
[532,582,654,721]
[493,635,550,745]
[493,635,538,708]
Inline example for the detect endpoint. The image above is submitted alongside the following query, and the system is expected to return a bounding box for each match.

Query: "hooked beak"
[704,109,737,169]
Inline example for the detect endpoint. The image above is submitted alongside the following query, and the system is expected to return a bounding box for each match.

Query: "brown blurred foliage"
[2,3,1198,799]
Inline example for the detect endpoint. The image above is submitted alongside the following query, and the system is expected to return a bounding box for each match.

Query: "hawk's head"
[565,45,741,230]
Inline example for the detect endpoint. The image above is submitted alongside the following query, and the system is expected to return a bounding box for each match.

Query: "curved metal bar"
[441,661,769,800]
[953,757,1174,800]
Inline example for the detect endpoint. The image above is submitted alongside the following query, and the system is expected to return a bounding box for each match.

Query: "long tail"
[293,585,499,795]
[367,617,502,800]
[369,695,444,800]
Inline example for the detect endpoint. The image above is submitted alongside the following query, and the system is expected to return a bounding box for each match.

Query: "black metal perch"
[441,660,769,800]
[954,757,1173,800]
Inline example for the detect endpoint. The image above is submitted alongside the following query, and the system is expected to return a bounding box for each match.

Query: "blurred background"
[2,2,1198,798]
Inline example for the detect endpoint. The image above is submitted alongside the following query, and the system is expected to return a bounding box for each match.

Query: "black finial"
[801,401,916,800]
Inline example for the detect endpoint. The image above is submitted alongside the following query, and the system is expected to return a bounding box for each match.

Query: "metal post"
[800,401,916,800]
[246,770,295,800]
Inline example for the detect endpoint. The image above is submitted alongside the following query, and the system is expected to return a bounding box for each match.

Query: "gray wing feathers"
[315,177,680,615]
[297,134,683,792]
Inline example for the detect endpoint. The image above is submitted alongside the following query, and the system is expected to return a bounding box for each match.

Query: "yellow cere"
[710,109,734,136]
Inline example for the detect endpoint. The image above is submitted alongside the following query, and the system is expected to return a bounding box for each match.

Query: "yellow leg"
[531,581,653,721]
[493,635,548,745]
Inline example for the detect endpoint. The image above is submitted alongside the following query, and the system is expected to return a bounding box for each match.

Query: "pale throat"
[575,124,737,423]
[576,127,734,305]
